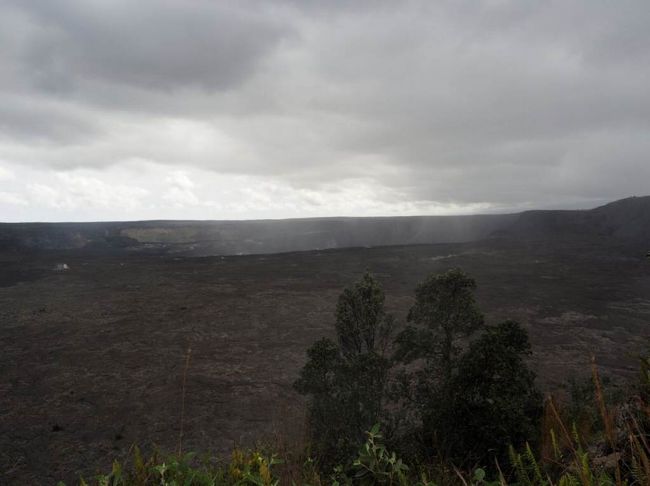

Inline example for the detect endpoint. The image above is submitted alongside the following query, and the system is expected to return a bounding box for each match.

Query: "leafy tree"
[335,272,393,359]
[294,272,393,469]
[394,268,484,381]
[390,270,541,468]
[390,269,484,451]
[298,269,542,471]
[435,320,542,466]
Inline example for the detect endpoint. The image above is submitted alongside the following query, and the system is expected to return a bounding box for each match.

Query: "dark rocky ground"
[1,237,649,484]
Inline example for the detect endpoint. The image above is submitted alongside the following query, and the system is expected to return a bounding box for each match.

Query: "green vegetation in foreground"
[60,271,649,485]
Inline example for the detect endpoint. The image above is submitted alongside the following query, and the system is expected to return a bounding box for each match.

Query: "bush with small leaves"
[295,272,394,470]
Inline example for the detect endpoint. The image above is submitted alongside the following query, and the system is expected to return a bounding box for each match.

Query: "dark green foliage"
[294,338,340,396]
[335,272,393,359]
[330,424,438,486]
[389,271,542,468]
[434,321,542,466]
[294,272,393,469]
[391,269,487,459]
[394,268,484,380]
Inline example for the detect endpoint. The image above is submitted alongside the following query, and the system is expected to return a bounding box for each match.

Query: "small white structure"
[54,263,69,272]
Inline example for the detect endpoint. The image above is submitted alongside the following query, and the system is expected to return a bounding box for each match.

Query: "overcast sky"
[1,0,649,222]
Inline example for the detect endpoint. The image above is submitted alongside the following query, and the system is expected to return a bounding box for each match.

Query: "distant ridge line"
[1,195,648,255]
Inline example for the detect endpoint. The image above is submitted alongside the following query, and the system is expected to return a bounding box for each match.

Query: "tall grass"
[508,356,649,486]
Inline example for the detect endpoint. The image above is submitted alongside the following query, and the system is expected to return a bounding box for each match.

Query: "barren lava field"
[1,238,649,484]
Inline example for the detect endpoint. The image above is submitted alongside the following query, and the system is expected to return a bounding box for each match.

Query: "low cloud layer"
[1,0,649,221]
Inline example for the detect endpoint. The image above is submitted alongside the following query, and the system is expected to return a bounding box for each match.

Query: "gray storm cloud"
[0,0,649,221]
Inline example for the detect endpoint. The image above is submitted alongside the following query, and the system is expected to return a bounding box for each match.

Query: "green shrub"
[294,272,393,469]
[435,320,543,467]
[391,271,541,468]
[58,447,281,486]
